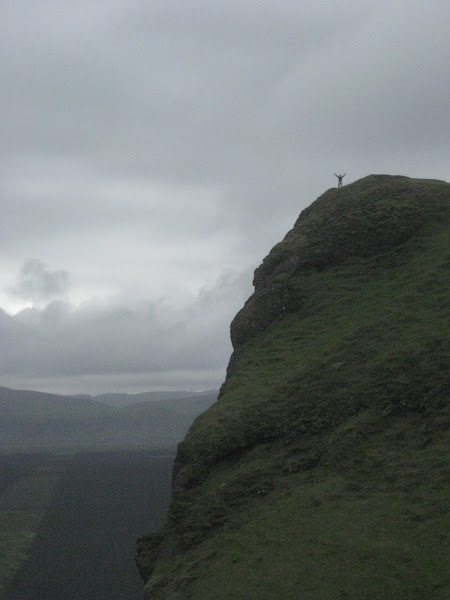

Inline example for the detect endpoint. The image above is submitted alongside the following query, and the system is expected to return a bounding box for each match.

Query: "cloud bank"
[1,0,448,393]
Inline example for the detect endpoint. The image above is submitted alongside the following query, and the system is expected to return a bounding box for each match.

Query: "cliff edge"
[137,175,449,600]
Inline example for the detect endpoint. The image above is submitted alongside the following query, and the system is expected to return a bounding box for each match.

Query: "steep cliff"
[137,175,449,600]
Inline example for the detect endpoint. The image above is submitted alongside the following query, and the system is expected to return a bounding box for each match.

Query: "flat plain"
[0,450,174,600]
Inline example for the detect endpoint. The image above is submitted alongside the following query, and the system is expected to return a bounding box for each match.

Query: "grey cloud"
[0,269,251,393]
[2,2,448,192]
[0,2,419,176]
[9,259,70,303]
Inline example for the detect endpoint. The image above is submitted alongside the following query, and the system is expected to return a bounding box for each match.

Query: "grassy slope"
[139,176,449,599]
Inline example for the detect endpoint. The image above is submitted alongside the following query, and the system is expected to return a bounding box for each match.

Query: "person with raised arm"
[334,173,346,188]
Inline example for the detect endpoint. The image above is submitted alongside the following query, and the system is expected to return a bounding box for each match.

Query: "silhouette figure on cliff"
[335,173,346,188]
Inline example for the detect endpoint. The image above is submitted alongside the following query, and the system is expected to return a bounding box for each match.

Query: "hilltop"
[137,175,449,600]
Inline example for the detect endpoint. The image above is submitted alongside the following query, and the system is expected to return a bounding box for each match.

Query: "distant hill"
[89,391,210,408]
[137,175,450,600]
[0,386,108,417]
[0,386,218,451]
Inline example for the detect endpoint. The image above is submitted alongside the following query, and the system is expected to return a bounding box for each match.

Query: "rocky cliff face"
[137,175,449,600]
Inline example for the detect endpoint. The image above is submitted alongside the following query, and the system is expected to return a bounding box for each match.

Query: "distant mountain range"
[0,386,218,451]
[71,389,219,408]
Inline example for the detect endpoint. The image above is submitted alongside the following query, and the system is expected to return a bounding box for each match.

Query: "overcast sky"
[1,1,449,395]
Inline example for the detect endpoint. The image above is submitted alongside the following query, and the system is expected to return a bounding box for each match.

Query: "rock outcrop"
[137,175,449,600]
[231,175,444,347]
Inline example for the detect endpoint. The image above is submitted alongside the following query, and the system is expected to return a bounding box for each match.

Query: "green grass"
[146,417,450,600]
[191,474,449,600]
